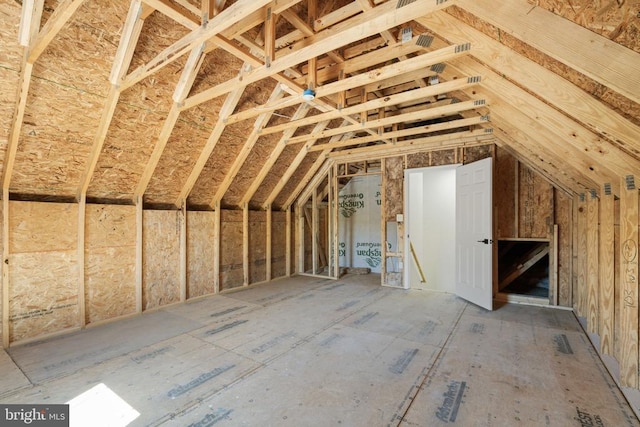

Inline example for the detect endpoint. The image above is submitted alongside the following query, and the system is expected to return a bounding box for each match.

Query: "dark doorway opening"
[498,240,549,298]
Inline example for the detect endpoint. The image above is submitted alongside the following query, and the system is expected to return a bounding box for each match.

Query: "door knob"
[477,238,493,244]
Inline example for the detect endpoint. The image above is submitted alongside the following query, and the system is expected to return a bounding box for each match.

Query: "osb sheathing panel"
[273,151,322,209]
[9,0,127,196]
[249,210,266,284]
[555,190,572,307]
[88,12,189,201]
[221,107,309,208]
[250,143,302,209]
[9,202,79,342]
[496,147,517,238]
[85,205,136,324]
[187,80,279,207]
[143,100,221,205]
[518,164,553,238]
[271,211,287,279]
[0,0,23,177]
[384,156,404,222]
[529,0,640,53]
[145,50,244,205]
[221,134,281,208]
[12,84,96,196]
[447,6,640,128]
[143,210,181,310]
[186,211,215,299]
[220,209,243,290]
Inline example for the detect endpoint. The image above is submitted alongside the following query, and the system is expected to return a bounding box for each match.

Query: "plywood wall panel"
[272,211,287,279]
[220,210,244,290]
[555,190,572,307]
[496,147,517,238]
[10,202,78,253]
[85,246,136,324]
[143,210,180,310]
[85,205,136,324]
[187,211,215,298]
[518,165,552,238]
[9,202,79,342]
[249,211,267,284]
[9,251,79,342]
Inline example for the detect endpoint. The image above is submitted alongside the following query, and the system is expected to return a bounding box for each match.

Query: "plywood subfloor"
[0,274,637,426]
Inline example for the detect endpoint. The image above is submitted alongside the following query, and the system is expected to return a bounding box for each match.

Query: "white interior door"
[455,157,493,310]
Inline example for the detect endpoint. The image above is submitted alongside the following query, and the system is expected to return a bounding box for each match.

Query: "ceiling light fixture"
[302,88,316,101]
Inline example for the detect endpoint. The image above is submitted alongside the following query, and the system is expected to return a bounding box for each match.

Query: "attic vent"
[467,76,481,84]
[401,27,413,43]
[604,183,612,195]
[430,63,445,73]
[484,128,493,134]
[626,175,636,190]
[455,43,471,53]
[396,0,416,8]
[590,189,597,199]
[416,34,434,47]
[481,115,490,121]
[474,99,485,106]
[579,193,585,202]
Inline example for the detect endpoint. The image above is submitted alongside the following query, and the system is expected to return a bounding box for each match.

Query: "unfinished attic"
[1,0,640,423]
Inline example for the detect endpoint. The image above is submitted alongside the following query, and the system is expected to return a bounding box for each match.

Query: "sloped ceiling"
[1,0,639,209]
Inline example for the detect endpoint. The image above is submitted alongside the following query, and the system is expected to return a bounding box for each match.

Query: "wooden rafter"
[326,128,495,160]
[77,0,145,199]
[355,0,428,90]
[27,0,87,62]
[181,0,452,110]
[285,99,484,144]
[264,121,352,209]
[225,43,472,125]
[134,43,206,202]
[264,5,276,68]
[209,85,285,206]
[142,0,199,30]
[495,140,579,196]
[260,77,481,136]
[279,9,344,64]
[238,107,321,207]
[3,0,42,191]
[308,116,489,152]
[285,149,333,210]
[418,12,640,161]
[175,67,250,207]
[446,57,638,194]
[120,0,291,91]
[207,32,394,146]
[456,0,640,104]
